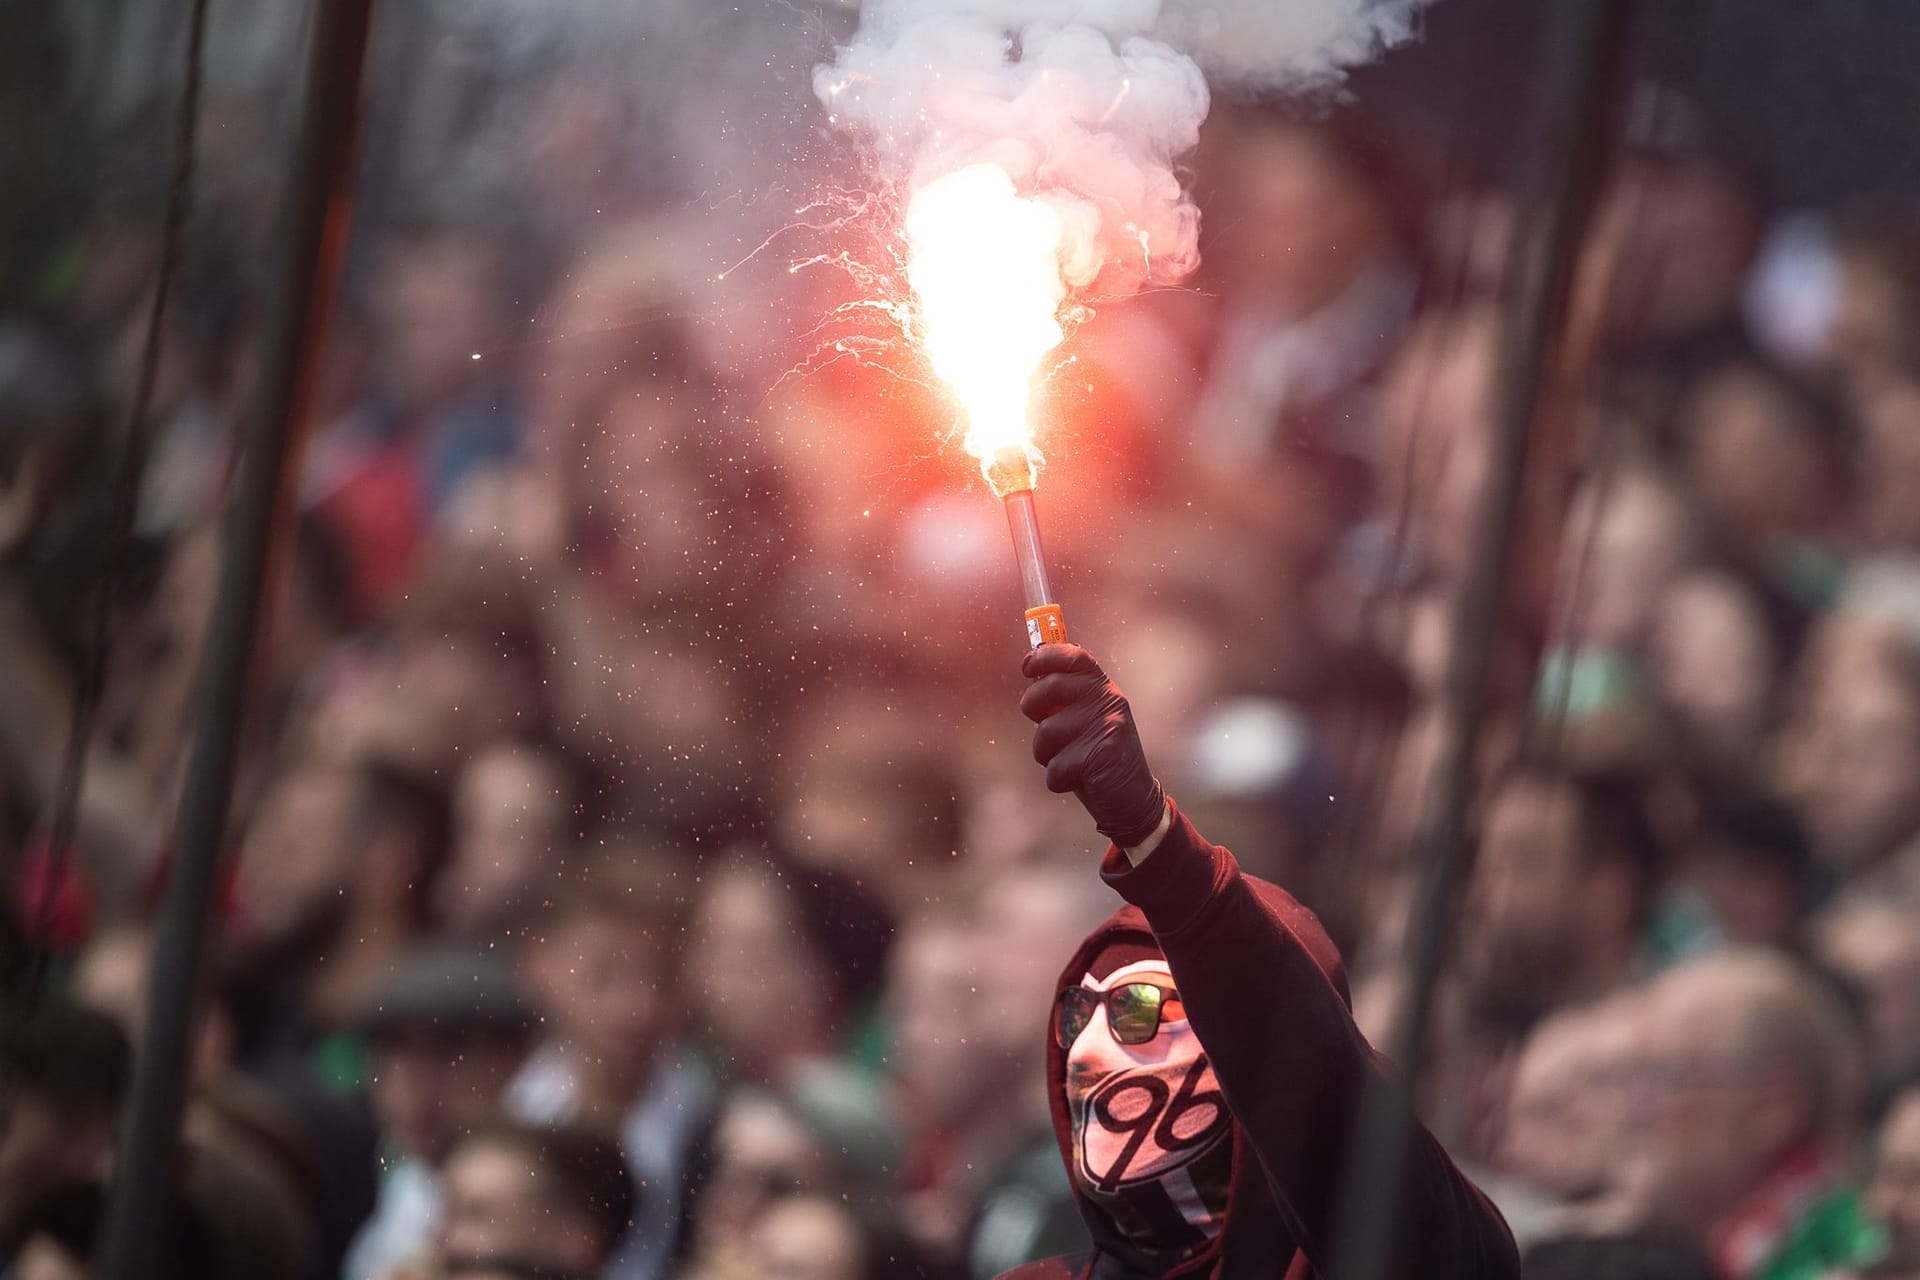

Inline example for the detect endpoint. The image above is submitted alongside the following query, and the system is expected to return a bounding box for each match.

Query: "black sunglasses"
[1056,981,1186,1049]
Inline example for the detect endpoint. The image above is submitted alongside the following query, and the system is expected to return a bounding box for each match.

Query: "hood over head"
[1044,888,1348,1278]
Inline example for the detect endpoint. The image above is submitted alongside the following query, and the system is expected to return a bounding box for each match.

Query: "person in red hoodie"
[1003,644,1519,1280]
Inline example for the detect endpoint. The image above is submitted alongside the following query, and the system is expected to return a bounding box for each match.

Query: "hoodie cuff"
[1099,800,1231,937]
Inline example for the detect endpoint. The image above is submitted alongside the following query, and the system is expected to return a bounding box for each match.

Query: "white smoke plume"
[815,0,1434,301]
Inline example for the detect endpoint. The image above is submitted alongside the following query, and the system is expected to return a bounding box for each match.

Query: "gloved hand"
[1019,644,1167,849]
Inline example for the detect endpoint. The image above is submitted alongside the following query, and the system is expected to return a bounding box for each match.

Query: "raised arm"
[1020,643,1517,1279]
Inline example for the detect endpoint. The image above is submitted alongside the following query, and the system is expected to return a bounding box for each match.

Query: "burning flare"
[905,164,1073,496]
[818,0,1435,646]
[821,0,1434,494]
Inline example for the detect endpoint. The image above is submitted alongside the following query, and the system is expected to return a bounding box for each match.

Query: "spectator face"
[748,1196,869,1280]
[440,747,566,933]
[0,1096,111,1225]
[1501,1011,1608,1199]
[1474,775,1583,930]
[1497,997,1651,1205]
[373,234,501,414]
[686,869,835,1081]
[1869,1090,1920,1270]
[1105,608,1226,754]
[525,909,671,1069]
[692,1093,831,1256]
[773,690,956,891]
[887,919,999,1126]
[367,1031,525,1167]
[1578,160,1756,344]
[1854,374,1920,551]
[1650,572,1776,756]
[1377,311,1498,581]
[71,929,232,1087]
[756,383,902,562]
[1570,996,1656,1189]
[957,747,1094,872]
[1833,239,1920,391]
[582,384,720,602]
[1781,626,1920,867]
[232,765,359,946]
[1201,121,1393,311]
[1619,962,1817,1229]
[0,1009,127,1228]
[379,630,537,770]
[1678,367,1839,555]
[10,1238,87,1280]
[592,636,749,809]
[437,1137,599,1276]
[1682,844,1802,951]
[1558,469,1696,652]
[1461,776,1622,1012]
[70,929,151,1041]
[310,626,539,779]
[527,218,690,452]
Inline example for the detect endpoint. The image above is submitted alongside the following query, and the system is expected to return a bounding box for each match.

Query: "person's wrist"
[1118,799,1172,865]
[1095,776,1166,848]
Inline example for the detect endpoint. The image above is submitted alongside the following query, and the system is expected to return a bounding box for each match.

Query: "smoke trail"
[816,0,1433,304]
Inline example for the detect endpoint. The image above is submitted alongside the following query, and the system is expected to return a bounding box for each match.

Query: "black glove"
[1019,644,1167,849]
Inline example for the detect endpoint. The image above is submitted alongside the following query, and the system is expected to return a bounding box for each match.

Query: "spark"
[714,190,875,282]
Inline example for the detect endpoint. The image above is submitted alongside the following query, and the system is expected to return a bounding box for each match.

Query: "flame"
[904,164,1069,495]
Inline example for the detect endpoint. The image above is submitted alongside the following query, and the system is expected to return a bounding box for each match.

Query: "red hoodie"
[996,802,1519,1280]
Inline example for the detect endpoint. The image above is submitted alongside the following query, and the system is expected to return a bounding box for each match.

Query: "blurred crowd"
[6,4,1920,1280]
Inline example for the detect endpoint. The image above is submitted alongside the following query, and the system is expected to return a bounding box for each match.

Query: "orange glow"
[904,164,1069,495]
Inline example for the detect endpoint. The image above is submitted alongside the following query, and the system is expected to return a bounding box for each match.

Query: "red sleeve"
[1099,802,1519,1280]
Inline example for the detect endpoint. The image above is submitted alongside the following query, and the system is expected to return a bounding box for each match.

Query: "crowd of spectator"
[7,4,1920,1279]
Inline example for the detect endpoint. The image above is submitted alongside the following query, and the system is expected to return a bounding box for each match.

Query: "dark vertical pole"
[37,0,209,950]
[1328,2,1630,1278]
[94,1,375,1275]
